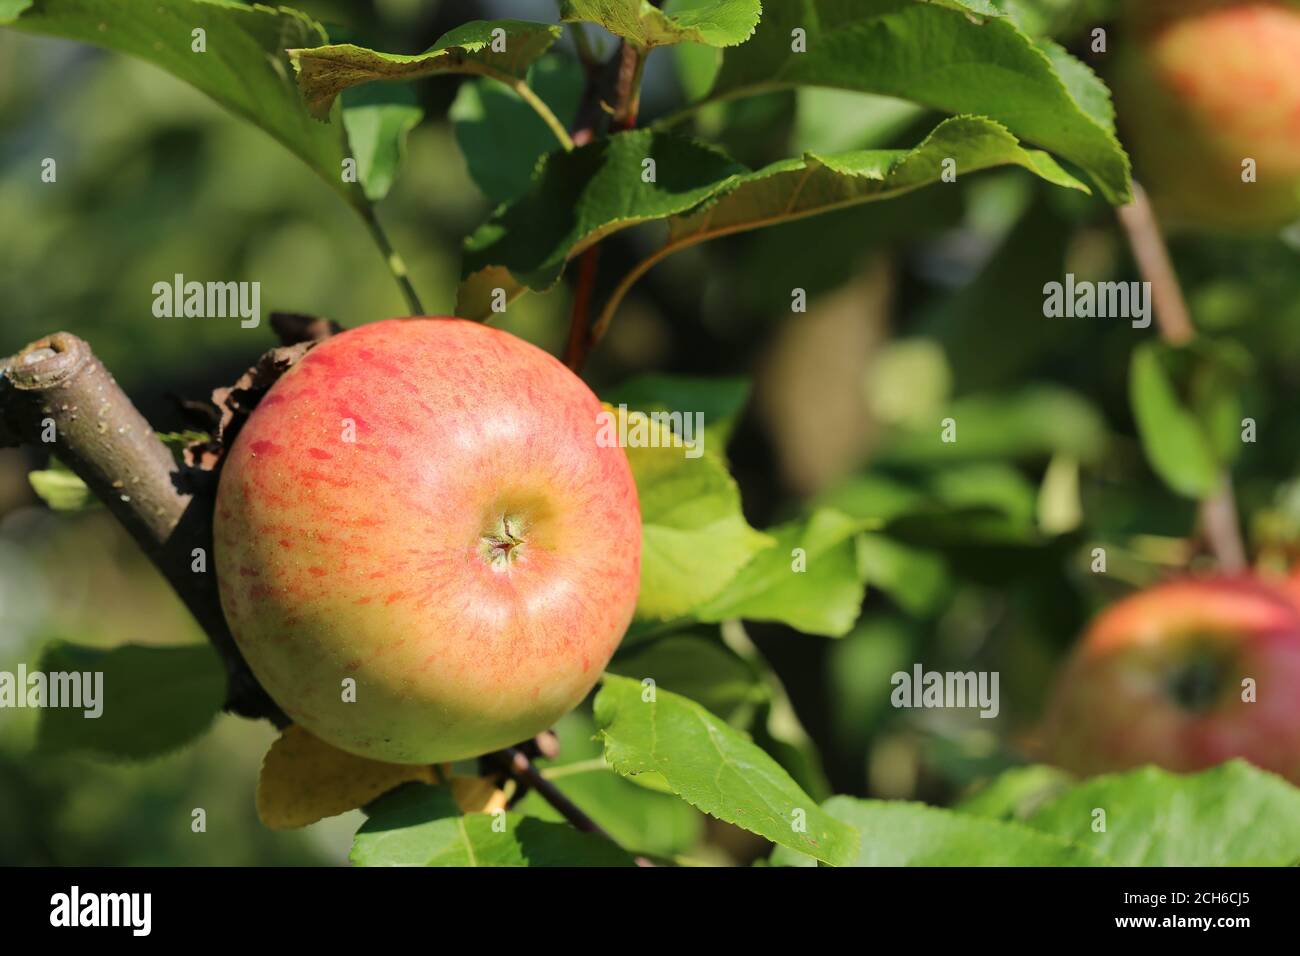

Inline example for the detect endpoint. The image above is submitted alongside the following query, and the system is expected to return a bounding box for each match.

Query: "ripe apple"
[1113,0,1300,233]
[1042,577,1300,784]
[213,318,641,764]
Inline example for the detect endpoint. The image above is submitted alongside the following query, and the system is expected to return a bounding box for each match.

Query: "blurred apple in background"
[1113,0,1300,233]
[1043,577,1300,783]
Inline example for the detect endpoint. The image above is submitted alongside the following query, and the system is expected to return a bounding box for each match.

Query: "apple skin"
[213,318,641,764]
[1113,1,1300,233]
[1043,577,1300,784]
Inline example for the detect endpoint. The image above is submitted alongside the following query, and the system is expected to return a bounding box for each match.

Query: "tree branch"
[0,332,285,723]
[1116,181,1247,572]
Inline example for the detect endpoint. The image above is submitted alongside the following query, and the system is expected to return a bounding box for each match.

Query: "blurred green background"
[4,0,1300,865]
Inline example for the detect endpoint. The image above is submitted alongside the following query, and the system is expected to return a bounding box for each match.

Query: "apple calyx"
[479,513,528,570]
[1163,641,1234,714]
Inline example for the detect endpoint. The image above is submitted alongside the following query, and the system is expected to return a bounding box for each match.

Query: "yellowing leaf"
[449,775,510,814]
[257,726,509,829]
[257,725,438,830]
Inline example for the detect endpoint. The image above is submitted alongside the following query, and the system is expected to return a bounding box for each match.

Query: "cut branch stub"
[3,332,182,549]
[0,332,285,723]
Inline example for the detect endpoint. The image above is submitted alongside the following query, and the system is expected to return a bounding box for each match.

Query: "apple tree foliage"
[8,0,1300,866]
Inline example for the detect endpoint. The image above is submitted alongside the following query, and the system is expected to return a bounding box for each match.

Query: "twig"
[1116,182,1195,345]
[490,746,655,866]
[473,63,576,152]
[0,333,285,722]
[1201,474,1248,573]
[361,208,425,315]
[507,77,575,151]
[540,756,611,780]
[1116,181,1247,571]
[588,242,669,353]
[611,40,647,130]
[495,747,610,836]
[569,58,606,149]
[563,41,649,372]
[652,83,777,132]
[564,246,602,370]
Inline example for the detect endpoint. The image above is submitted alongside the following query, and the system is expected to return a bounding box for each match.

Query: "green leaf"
[559,0,760,48]
[341,83,422,202]
[156,430,211,452]
[880,384,1109,465]
[593,115,1088,325]
[794,88,925,153]
[28,459,93,511]
[705,0,1131,203]
[289,19,562,119]
[990,0,1096,38]
[815,473,931,524]
[34,642,225,761]
[672,43,721,104]
[695,509,873,637]
[461,116,1087,320]
[607,629,768,723]
[827,617,917,750]
[928,463,1041,525]
[620,408,773,621]
[1023,762,1300,866]
[604,374,750,431]
[3,0,365,208]
[450,55,584,205]
[352,784,636,866]
[770,795,1105,866]
[516,711,705,858]
[819,466,1045,550]
[593,674,860,865]
[854,533,950,616]
[657,113,1085,272]
[1129,343,1219,499]
[1131,338,1251,500]
[603,373,751,448]
[955,764,1076,821]
[458,128,746,319]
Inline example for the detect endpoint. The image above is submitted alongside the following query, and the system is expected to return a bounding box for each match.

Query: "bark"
[0,331,285,722]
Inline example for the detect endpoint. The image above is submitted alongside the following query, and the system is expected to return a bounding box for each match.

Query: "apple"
[1113,0,1300,233]
[213,318,641,764]
[1042,577,1300,784]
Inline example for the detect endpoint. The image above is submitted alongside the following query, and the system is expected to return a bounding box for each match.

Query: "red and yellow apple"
[214,318,641,764]
[1113,0,1300,233]
[1043,577,1300,784]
